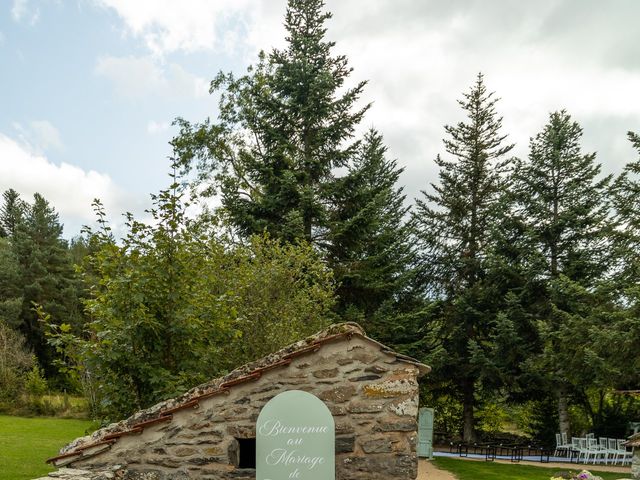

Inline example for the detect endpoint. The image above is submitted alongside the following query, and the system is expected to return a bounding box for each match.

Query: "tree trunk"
[558,384,571,436]
[462,378,477,442]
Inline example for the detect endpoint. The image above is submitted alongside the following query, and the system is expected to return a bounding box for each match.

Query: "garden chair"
[569,437,581,462]
[606,438,619,465]
[616,438,632,466]
[555,433,566,456]
[570,437,587,463]
[554,433,572,457]
[585,437,605,464]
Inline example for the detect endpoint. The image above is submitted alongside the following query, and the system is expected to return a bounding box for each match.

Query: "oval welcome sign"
[257,390,335,480]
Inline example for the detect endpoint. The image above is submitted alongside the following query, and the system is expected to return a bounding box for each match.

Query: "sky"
[1,0,640,238]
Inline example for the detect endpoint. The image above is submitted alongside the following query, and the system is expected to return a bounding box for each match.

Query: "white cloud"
[12,120,63,153]
[95,55,209,99]
[93,0,640,202]
[11,0,40,25]
[0,133,141,236]
[319,0,640,199]
[95,0,254,56]
[147,120,170,135]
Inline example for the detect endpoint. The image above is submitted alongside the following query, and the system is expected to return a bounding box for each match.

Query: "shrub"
[0,321,33,401]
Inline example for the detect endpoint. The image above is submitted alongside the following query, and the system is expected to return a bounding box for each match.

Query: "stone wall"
[632,449,639,479]
[49,334,423,480]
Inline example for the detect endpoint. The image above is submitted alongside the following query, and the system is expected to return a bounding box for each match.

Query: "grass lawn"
[0,415,94,480]
[433,457,629,480]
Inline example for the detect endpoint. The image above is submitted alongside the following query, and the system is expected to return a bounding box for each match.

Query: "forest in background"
[1,0,639,446]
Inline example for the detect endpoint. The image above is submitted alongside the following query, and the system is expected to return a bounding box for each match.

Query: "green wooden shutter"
[417,407,434,459]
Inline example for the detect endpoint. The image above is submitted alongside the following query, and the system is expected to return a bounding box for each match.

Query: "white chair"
[555,433,572,457]
[573,437,590,463]
[604,438,618,465]
[616,439,632,466]
[584,437,605,464]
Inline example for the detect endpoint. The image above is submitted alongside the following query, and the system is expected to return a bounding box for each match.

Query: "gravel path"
[417,459,457,480]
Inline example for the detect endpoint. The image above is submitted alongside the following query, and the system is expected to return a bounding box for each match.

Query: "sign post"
[257,390,335,480]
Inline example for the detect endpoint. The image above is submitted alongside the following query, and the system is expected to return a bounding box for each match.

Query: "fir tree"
[0,238,22,329]
[413,74,514,441]
[606,131,640,391]
[612,131,640,283]
[173,0,367,246]
[327,129,420,342]
[512,110,612,436]
[11,193,82,376]
[0,189,27,239]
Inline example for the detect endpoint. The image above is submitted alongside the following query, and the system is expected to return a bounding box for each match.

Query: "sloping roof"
[626,432,640,447]
[48,322,429,466]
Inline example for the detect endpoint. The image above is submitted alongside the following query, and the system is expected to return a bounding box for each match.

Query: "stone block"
[333,435,355,453]
[347,401,384,414]
[318,385,356,403]
[335,421,355,434]
[226,424,255,438]
[313,368,339,378]
[374,419,417,432]
[386,395,418,417]
[362,373,418,398]
[361,437,393,453]
[173,447,198,457]
[336,358,354,366]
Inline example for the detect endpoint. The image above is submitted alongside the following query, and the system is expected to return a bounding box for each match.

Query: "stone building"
[41,323,430,480]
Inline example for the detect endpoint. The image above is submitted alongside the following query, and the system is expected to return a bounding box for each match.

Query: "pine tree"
[0,189,27,239]
[606,132,640,391]
[413,74,514,441]
[512,110,612,436]
[612,131,640,283]
[0,238,22,329]
[12,193,82,376]
[327,129,420,341]
[173,0,368,246]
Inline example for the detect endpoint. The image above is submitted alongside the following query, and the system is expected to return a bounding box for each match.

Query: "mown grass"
[0,415,94,480]
[433,456,630,480]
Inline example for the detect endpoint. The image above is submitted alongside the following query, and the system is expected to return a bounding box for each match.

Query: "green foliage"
[476,401,509,436]
[171,0,424,367]
[0,238,22,329]
[413,73,515,441]
[512,111,614,435]
[327,129,422,342]
[25,362,48,397]
[611,131,640,284]
[45,171,334,421]
[0,321,33,402]
[0,190,83,383]
[521,397,559,446]
[0,189,27,239]
[428,393,463,436]
[173,0,367,245]
[513,111,612,284]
